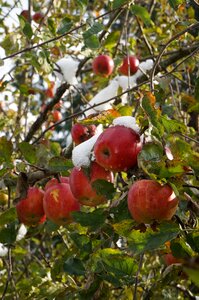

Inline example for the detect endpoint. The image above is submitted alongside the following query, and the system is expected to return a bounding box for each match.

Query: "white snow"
[0,243,8,257]
[139,59,154,73]
[112,116,140,133]
[54,57,79,85]
[72,131,102,167]
[118,59,154,98]
[16,224,27,241]
[84,77,119,117]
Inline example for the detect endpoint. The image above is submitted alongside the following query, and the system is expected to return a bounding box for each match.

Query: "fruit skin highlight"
[94,125,142,172]
[92,55,114,77]
[69,162,114,206]
[43,183,80,225]
[119,55,139,76]
[16,187,46,226]
[127,179,179,224]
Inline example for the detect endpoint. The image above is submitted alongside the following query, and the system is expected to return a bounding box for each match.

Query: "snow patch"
[112,116,140,133]
[72,130,102,167]
[0,243,8,257]
[54,57,79,85]
[84,77,119,117]
[16,224,27,241]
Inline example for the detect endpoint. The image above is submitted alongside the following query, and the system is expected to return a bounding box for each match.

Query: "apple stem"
[55,174,61,183]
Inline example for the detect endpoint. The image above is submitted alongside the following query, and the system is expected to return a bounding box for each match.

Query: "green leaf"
[131,5,153,26]
[18,142,37,164]
[113,221,180,254]
[63,257,86,275]
[23,22,33,39]
[72,208,107,230]
[168,0,184,10]
[83,22,103,49]
[84,22,104,36]
[0,136,13,163]
[0,222,17,244]
[91,248,137,286]
[92,179,116,200]
[186,232,199,253]
[0,59,4,66]
[48,157,73,172]
[141,95,163,136]
[112,0,128,9]
[83,34,100,49]
[70,233,92,253]
[104,31,121,50]
[160,115,186,133]
[194,77,199,101]
[138,142,164,162]
[57,17,73,35]
[0,208,17,227]
[170,238,194,259]
[76,0,88,12]
[47,18,56,35]
[184,268,199,287]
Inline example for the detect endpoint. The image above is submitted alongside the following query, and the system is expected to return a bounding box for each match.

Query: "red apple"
[94,125,142,172]
[54,100,63,109]
[16,187,45,226]
[127,180,179,224]
[52,110,62,122]
[71,123,97,145]
[92,55,114,77]
[164,253,184,266]
[119,55,139,76]
[69,162,114,206]
[20,10,29,21]
[44,177,69,191]
[43,183,80,225]
[45,81,55,98]
[32,12,44,23]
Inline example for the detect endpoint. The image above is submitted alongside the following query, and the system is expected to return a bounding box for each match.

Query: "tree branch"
[24,82,70,142]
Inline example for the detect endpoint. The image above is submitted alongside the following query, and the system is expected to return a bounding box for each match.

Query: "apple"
[92,55,114,77]
[52,110,62,122]
[164,253,184,266]
[119,55,139,76]
[44,177,69,191]
[20,10,29,21]
[45,81,55,98]
[71,123,97,145]
[69,162,114,206]
[54,100,63,109]
[16,187,46,226]
[0,191,8,206]
[43,183,80,225]
[32,12,44,23]
[94,125,142,172]
[127,180,179,224]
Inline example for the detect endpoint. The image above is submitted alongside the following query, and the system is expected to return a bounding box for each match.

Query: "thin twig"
[150,22,199,91]
[133,253,144,300]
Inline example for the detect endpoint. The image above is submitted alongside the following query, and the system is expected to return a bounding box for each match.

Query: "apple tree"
[0,0,198,299]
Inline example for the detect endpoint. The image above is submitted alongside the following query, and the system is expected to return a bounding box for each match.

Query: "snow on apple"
[112,116,140,133]
[84,77,119,117]
[72,131,102,167]
[0,243,8,257]
[54,57,79,85]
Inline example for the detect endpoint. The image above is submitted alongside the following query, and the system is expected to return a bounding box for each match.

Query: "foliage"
[0,0,198,299]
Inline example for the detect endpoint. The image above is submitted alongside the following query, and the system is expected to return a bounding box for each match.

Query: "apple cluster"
[20,10,44,23]
[16,118,179,227]
[92,54,140,77]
